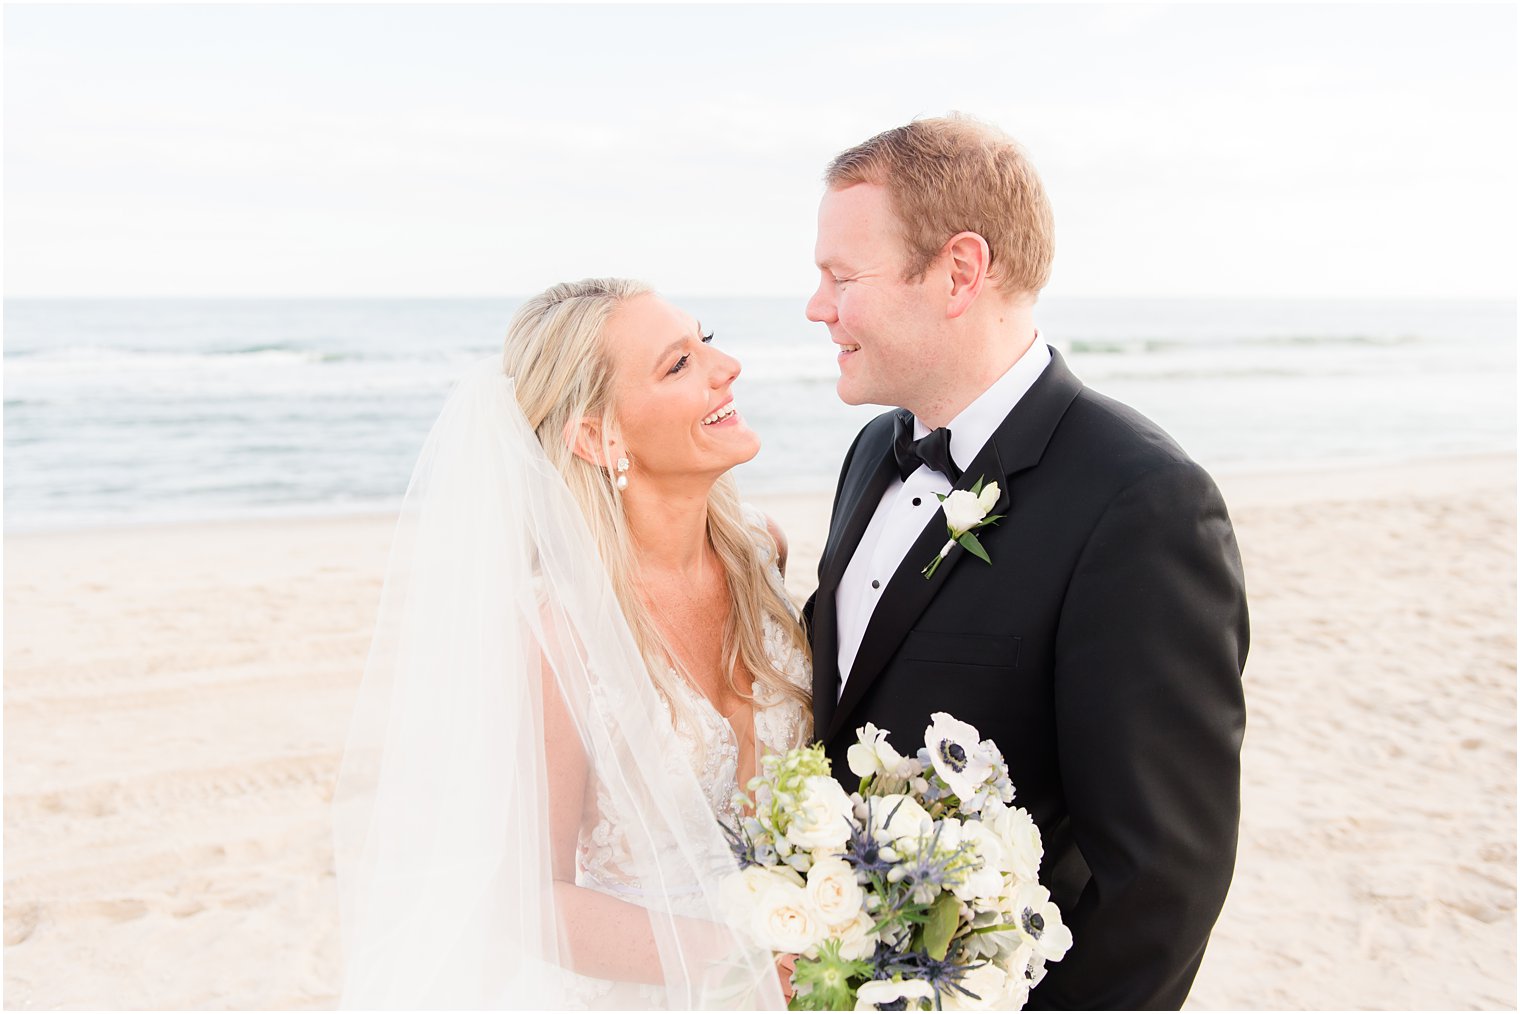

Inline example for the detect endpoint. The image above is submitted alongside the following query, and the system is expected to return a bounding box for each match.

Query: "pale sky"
[4,3,1516,299]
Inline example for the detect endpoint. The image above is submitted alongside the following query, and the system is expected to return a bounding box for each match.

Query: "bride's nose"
[710,347,741,386]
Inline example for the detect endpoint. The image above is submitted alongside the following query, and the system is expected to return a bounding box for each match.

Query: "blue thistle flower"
[718,815,760,869]
[842,799,897,879]
[891,822,977,903]
[911,951,984,1009]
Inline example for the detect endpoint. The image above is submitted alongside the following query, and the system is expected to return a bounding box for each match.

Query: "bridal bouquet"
[719,713,1070,1011]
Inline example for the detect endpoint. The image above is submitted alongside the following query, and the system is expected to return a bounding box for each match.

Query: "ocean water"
[3,297,1514,532]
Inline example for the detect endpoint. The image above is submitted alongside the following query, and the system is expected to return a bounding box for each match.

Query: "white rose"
[719,865,802,925]
[833,908,880,961]
[983,800,1042,882]
[751,878,826,954]
[960,818,1007,874]
[805,855,864,927]
[866,794,932,844]
[854,978,935,1011]
[786,775,855,850]
[940,489,990,535]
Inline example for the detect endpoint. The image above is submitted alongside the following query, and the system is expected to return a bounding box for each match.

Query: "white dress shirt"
[835,334,1052,698]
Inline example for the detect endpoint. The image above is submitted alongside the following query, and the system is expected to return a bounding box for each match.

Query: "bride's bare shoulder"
[763,515,789,577]
[739,501,789,577]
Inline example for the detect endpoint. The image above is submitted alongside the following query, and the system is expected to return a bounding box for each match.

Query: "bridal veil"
[332,358,783,1008]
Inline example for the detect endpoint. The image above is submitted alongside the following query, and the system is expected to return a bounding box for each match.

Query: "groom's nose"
[806,280,835,324]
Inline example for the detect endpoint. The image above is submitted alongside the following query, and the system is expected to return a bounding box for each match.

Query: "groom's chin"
[835,378,869,406]
[836,382,886,409]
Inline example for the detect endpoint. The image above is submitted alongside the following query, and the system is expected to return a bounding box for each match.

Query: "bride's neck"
[620,481,715,578]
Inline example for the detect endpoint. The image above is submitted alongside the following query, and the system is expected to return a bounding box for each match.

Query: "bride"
[332,279,812,1009]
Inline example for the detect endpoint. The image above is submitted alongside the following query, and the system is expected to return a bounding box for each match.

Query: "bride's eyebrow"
[651,323,705,373]
[653,337,684,372]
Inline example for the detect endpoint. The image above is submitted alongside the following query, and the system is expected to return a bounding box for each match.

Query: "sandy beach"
[4,455,1515,1010]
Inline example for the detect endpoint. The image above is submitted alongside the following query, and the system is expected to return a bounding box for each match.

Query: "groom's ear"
[563,416,617,469]
[943,231,992,319]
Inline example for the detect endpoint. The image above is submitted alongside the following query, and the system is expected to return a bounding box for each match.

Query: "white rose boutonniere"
[922,476,1003,579]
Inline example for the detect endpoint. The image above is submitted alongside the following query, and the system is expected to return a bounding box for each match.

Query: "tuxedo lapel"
[819,417,907,591]
[824,348,1085,742]
[811,412,905,738]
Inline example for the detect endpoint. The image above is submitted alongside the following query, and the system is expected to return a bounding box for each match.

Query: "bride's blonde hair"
[503,278,810,739]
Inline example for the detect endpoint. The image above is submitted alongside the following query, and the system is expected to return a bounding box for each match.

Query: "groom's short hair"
[825,114,1055,298]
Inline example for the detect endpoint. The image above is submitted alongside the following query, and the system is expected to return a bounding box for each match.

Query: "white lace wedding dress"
[566,509,813,1007]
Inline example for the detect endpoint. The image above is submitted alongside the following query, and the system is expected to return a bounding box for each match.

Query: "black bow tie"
[893,414,962,483]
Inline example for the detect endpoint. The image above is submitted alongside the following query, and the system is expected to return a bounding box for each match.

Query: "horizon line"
[5,292,1516,303]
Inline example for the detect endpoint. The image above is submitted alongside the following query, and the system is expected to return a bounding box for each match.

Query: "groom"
[802,116,1249,1009]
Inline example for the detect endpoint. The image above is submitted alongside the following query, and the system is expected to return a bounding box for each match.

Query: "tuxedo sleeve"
[1030,460,1248,1010]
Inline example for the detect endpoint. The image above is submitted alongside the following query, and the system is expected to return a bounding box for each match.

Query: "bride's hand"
[775,953,797,1005]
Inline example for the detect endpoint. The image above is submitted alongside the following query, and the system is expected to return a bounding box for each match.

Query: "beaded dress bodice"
[574,511,811,904]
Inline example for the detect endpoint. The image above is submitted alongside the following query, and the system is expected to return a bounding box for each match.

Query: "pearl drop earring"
[614,456,630,490]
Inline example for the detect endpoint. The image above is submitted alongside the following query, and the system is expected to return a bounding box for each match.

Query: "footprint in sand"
[4,902,41,945]
[90,898,149,922]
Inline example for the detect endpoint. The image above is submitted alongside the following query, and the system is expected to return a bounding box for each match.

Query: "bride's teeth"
[702,404,736,425]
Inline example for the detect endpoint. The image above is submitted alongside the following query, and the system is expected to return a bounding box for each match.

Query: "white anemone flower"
[942,960,1025,1011]
[926,712,995,802]
[854,978,936,1011]
[1008,881,1073,962]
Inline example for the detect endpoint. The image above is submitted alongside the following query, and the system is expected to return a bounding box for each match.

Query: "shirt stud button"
[871,580,881,590]
[912,497,922,506]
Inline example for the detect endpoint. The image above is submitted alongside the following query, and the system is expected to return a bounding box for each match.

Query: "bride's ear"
[563,416,619,469]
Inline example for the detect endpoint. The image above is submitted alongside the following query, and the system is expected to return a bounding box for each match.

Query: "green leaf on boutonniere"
[970,476,986,496]
[958,530,991,564]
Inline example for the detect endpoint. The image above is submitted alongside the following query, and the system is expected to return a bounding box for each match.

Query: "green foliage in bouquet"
[787,939,873,1011]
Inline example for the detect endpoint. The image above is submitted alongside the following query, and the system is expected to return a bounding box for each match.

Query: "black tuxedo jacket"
[803,349,1248,1010]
